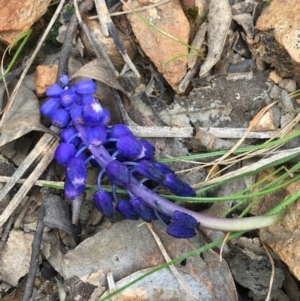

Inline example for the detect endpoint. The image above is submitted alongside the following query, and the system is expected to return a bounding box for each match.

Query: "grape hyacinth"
[41,76,284,238]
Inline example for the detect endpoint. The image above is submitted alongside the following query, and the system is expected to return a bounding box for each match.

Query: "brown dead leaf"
[0,82,50,148]
[70,57,128,95]
[200,0,232,76]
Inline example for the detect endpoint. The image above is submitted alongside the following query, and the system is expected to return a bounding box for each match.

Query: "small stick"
[0,215,14,253]
[74,0,119,77]
[94,0,140,77]
[89,0,171,18]
[261,240,275,301]
[58,0,95,78]
[0,140,58,228]
[147,223,200,301]
[21,205,45,301]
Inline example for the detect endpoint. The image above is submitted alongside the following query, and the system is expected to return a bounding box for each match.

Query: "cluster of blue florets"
[41,75,199,238]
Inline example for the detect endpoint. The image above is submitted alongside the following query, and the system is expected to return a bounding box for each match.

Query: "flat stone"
[61,220,238,300]
[0,0,52,44]
[124,0,190,93]
[0,230,33,286]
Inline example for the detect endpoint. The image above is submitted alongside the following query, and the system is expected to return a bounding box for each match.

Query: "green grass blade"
[0,29,32,80]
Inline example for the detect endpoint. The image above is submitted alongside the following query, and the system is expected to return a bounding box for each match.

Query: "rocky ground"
[1,0,300,300]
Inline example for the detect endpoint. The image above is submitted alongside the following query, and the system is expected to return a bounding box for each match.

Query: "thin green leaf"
[164,52,201,67]
[0,29,32,80]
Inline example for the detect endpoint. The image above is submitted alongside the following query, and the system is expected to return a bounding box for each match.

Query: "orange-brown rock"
[35,65,58,97]
[124,0,190,93]
[0,0,52,44]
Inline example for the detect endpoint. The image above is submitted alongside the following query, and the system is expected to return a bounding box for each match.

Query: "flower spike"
[40,77,284,238]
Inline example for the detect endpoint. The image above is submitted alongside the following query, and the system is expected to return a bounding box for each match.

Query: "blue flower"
[116,134,145,159]
[105,160,131,188]
[40,98,60,117]
[60,89,78,107]
[140,139,155,159]
[46,83,64,97]
[66,157,87,187]
[75,79,96,95]
[55,143,76,165]
[60,75,69,86]
[167,222,196,238]
[116,199,139,220]
[181,183,196,197]
[60,127,80,146]
[82,102,105,125]
[51,109,70,128]
[64,178,85,200]
[154,162,175,175]
[70,106,84,124]
[40,78,201,239]
[81,94,95,106]
[99,108,111,126]
[94,190,114,218]
[109,124,132,139]
[85,125,107,147]
[135,160,165,182]
[162,173,185,194]
[130,196,155,222]
[172,211,199,229]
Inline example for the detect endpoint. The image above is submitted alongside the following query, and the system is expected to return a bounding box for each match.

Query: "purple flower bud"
[130,196,155,222]
[116,199,139,220]
[70,105,84,124]
[117,135,145,159]
[163,175,195,196]
[40,98,60,117]
[81,95,95,106]
[82,102,104,125]
[105,160,131,188]
[64,178,85,200]
[173,211,199,229]
[60,89,78,107]
[135,160,165,182]
[51,109,70,128]
[109,124,132,139]
[75,79,96,95]
[99,108,111,126]
[85,125,107,147]
[55,143,76,165]
[181,183,196,197]
[162,173,185,195]
[60,127,80,146]
[154,162,175,175]
[140,139,155,159]
[66,157,87,187]
[94,190,114,218]
[46,83,64,97]
[167,222,196,238]
[60,75,69,86]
